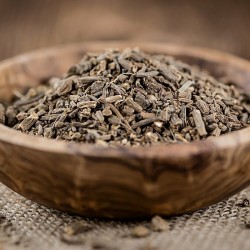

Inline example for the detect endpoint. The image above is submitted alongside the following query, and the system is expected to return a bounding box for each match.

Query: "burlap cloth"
[0,183,249,250]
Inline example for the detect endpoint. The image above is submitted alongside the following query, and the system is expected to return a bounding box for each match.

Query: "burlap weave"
[0,183,249,250]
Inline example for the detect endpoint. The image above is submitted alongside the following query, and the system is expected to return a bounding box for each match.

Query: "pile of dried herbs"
[0,48,249,147]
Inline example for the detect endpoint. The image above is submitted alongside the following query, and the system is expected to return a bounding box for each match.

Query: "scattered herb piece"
[131,225,150,238]
[151,215,169,232]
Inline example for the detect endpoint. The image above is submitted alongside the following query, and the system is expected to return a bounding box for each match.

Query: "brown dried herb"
[131,225,150,238]
[192,109,207,137]
[0,48,249,147]
[60,221,92,245]
[19,113,39,132]
[0,104,5,124]
[63,221,92,236]
[61,234,85,245]
[151,215,169,232]
[56,78,74,96]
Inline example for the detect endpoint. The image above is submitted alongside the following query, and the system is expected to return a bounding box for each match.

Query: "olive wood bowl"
[0,42,250,219]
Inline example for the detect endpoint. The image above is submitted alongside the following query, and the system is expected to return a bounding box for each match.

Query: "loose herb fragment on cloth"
[61,221,92,245]
[131,225,151,238]
[151,215,169,232]
[0,48,249,147]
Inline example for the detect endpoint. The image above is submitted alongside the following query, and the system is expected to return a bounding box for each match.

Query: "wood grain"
[0,42,249,218]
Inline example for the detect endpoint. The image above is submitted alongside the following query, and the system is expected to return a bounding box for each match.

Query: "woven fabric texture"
[0,183,249,250]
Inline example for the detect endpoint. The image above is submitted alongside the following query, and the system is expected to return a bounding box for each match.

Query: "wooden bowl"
[0,42,250,219]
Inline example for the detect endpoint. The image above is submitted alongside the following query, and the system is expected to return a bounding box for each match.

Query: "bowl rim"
[0,41,249,165]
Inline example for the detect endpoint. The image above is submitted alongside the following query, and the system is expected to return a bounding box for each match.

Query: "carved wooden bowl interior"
[0,42,249,219]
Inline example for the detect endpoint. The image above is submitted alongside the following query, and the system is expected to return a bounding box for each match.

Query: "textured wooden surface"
[0,0,250,60]
[0,42,250,218]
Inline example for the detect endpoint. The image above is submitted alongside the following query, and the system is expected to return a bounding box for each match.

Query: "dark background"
[0,0,250,60]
